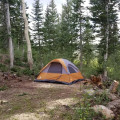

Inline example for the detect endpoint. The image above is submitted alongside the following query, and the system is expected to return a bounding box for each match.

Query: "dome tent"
[34,59,84,85]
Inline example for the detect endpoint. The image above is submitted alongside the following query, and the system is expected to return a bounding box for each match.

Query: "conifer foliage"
[90,0,120,77]
[31,0,44,51]
[0,0,120,79]
[44,0,59,52]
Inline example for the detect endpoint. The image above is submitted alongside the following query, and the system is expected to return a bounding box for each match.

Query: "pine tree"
[10,0,24,50]
[59,0,76,60]
[90,0,119,77]
[82,18,94,65]
[71,0,85,70]
[31,0,44,52]
[0,0,8,49]
[44,0,59,52]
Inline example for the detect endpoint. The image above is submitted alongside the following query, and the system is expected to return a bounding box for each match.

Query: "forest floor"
[0,72,85,120]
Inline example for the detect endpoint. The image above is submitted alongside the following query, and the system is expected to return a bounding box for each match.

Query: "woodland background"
[0,0,120,80]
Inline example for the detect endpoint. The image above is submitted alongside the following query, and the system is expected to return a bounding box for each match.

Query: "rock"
[0,100,8,105]
[92,105,115,119]
[107,99,120,111]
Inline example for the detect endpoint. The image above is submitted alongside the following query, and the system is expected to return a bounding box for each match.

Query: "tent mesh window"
[48,62,62,73]
[68,65,76,73]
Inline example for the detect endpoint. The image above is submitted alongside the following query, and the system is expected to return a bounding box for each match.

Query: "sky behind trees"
[25,0,120,27]
[25,0,66,13]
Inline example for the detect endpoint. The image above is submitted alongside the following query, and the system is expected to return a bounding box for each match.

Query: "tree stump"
[109,80,119,93]
[90,75,103,88]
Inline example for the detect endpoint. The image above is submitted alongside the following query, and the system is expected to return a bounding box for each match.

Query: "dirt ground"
[0,72,84,120]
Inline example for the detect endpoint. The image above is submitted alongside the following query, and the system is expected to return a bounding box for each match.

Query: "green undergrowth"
[59,92,111,120]
[0,62,39,77]
[0,63,8,72]
[0,85,8,91]
[72,93,112,120]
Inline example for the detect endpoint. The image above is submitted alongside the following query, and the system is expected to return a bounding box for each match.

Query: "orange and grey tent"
[34,58,84,84]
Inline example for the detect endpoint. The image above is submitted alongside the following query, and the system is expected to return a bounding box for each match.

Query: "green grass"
[0,85,8,91]
[0,94,46,120]
[58,92,111,120]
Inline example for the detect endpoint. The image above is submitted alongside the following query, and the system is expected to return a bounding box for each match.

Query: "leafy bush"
[16,70,23,77]
[11,67,18,72]
[93,92,110,106]
[4,59,10,64]
[107,52,120,80]
[22,68,33,76]
[14,59,23,66]
[0,63,8,72]
[74,58,100,78]
[72,93,110,120]
[73,103,95,120]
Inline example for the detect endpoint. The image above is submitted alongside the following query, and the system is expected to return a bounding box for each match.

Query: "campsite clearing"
[0,73,84,120]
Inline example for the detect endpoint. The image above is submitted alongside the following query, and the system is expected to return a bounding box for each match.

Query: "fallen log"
[83,79,91,85]
[109,80,119,93]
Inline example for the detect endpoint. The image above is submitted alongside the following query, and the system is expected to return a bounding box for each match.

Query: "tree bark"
[79,2,83,71]
[5,0,14,68]
[21,0,33,69]
[109,80,119,93]
[104,1,110,78]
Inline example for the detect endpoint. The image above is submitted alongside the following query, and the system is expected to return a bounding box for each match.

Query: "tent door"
[48,62,62,73]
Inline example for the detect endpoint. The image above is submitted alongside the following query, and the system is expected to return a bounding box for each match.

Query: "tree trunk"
[104,1,109,78]
[79,2,83,71]
[21,0,33,69]
[5,0,14,68]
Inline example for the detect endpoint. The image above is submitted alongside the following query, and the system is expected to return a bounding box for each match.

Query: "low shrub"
[4,59,10,64]
[71,93,110,120]
[22,68,33,76]
[11,67,18,72]
[0,63,8,72]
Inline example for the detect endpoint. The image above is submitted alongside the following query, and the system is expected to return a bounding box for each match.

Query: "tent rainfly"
[34,58,84,84]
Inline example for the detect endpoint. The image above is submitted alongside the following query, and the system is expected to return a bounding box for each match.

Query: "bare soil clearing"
[0,72,83,120]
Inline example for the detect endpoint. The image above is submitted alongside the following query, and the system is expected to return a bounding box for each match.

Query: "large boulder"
[92,105,115,119]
